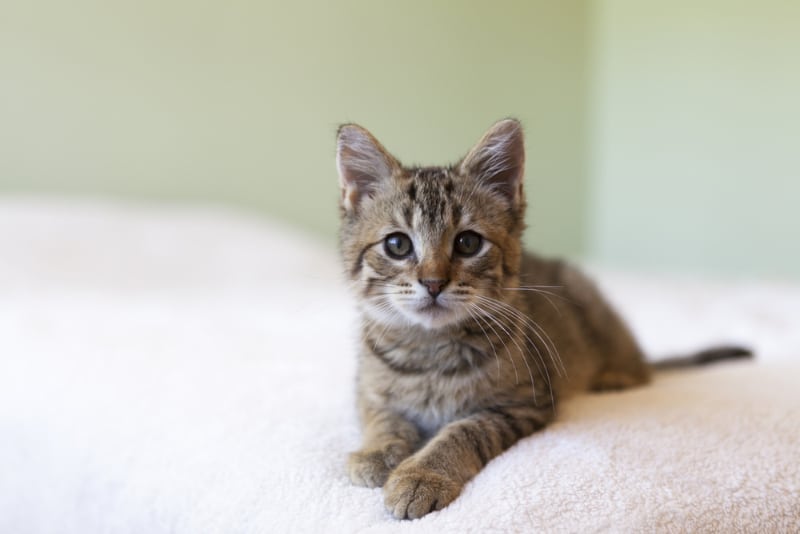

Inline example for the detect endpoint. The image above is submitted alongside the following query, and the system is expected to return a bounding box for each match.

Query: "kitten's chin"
[361,303,467,330]
[363,301,465,331]
[405,303,465,331]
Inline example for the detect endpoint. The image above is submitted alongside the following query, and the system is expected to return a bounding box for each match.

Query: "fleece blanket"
[0,197,798,533]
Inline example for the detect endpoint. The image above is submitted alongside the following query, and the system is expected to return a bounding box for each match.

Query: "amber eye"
[454,231,482,256]
[384,232,413,259]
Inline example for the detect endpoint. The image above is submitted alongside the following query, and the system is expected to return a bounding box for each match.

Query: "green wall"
[590,1,800,279]
[0,1,589,258]
[5,2,798,279]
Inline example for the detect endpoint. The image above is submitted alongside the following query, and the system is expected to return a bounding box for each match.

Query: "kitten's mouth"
[412,301,468,330]
[415,300,453,321]
[418,300,446,312]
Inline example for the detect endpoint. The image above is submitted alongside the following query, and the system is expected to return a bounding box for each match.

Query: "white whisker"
[473,294,566,383]
[471,301,536,403]
[472,296,558,409]
[468,302,519,386]
[477,296,566,400]
[463,305,501,380]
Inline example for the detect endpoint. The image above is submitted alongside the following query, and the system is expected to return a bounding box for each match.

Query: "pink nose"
[420,279,448,298]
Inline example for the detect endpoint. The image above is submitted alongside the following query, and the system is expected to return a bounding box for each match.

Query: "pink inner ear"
[338,163,383,211]
[484,158,523,202]
[337,125,398,212]
[345,184,363,209]
[461,120,525,206]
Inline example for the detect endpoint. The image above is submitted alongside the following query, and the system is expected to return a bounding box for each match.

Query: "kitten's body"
[355,251,648,436]
[336,119,741,519]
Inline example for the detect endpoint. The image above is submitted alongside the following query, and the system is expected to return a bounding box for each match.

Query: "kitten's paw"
[348,442,409,488]
[384,464,461,519]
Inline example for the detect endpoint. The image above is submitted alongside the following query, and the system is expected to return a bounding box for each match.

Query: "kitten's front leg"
[384,404,553,519]
[349,409,420,488]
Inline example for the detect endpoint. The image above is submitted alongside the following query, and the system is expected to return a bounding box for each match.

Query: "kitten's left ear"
[459,118,525,207]
[336,124,401,214]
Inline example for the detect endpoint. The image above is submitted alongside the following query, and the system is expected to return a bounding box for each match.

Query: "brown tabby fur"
[336,119,659,519]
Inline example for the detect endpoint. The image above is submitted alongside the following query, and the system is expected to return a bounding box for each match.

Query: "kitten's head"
[337,119,527,330]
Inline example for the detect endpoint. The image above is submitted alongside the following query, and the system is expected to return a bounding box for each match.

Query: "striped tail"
[651,345,753,370]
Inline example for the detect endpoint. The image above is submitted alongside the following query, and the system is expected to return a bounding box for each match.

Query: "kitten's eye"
[384,232,413,259]
[454,231,482,256]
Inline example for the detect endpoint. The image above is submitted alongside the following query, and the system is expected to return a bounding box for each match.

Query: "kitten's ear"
[459,118,525,207]
[336,124,400,213]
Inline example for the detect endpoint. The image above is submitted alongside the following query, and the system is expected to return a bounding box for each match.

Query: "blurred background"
[1,0,798,279]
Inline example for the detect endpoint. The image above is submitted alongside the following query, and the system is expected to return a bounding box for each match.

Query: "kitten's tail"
[651,345,753,370]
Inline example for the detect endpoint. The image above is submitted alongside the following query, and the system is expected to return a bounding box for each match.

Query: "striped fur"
[337,119,651,519]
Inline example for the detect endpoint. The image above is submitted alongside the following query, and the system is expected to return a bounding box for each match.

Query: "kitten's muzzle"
[419,279,449,298]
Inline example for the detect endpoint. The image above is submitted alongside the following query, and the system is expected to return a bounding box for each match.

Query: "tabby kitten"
[336,119,744,519]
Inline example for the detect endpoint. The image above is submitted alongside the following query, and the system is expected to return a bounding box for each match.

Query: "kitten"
[336,119,749,519]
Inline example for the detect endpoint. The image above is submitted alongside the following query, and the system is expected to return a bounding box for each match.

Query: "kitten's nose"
[420,279,449,298]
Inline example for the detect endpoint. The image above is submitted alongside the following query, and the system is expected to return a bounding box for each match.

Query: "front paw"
[348,442,409,488]
[384,464,461,519]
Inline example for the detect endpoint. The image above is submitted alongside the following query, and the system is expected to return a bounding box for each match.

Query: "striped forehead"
[401,167,461,233]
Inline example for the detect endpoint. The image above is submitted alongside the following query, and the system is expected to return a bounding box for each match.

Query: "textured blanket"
[1,198,797,533]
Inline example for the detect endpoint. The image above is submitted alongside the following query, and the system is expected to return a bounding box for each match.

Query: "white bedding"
[1,198,798,533]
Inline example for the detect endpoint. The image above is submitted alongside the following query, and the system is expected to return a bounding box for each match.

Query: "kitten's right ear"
[459,118,525,208]
[336,124,400,213]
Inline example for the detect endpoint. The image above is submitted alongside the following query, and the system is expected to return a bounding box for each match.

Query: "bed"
[1,197,797,533]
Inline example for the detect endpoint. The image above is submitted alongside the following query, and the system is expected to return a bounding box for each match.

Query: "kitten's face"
[337,120,526,331]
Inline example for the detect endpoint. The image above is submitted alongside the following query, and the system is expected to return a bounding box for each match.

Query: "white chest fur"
[365,338,493,436]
